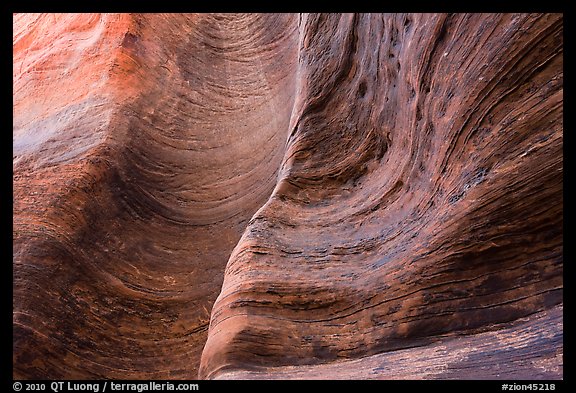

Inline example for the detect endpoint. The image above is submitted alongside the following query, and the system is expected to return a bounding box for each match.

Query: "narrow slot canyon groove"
[13,13,562,380]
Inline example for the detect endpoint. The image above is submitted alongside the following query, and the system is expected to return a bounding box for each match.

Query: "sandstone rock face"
[13,13,297,379]
[13,13,562,380]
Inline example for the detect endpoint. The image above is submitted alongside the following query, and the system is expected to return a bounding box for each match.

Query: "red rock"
[13,13,562,380]
[13,13,298,379]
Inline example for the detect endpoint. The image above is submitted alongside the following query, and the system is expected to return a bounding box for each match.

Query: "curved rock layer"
[14,13,297,379]
[216,305,563,380]
[13,13,562,380]
[199,13,563,379]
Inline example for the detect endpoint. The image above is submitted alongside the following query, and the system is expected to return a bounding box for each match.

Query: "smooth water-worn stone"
[13,13,562,380]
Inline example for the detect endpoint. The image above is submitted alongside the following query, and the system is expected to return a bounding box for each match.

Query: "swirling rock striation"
[13,13,562,380]
[199,13,563,379]
[13,13,298,379]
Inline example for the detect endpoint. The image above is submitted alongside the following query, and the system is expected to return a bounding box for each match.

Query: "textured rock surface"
[13,13,562,380]
[216,305,563,380]
[13,13,298,379]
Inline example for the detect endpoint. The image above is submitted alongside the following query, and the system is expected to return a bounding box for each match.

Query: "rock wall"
[13,13,297,379]
[13,13,562,380]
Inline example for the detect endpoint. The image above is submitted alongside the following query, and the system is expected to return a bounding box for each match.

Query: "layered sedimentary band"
[13,13,562,380]
[14,13,298,379]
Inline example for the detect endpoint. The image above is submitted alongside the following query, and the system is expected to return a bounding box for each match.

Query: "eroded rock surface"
[13,13,562,380]
[13,13,297,379]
